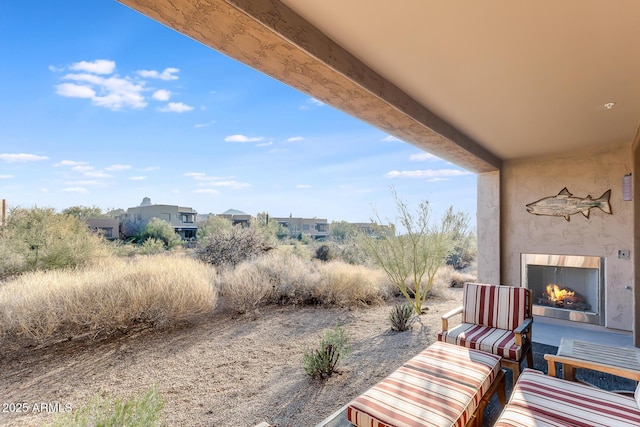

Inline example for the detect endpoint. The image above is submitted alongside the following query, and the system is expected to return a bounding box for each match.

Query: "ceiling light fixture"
[604,102,616,110]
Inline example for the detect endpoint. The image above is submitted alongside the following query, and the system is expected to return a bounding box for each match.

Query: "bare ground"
[0,289,463,427]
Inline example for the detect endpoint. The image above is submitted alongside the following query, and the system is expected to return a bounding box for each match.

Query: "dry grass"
[214,250,394,313]
[315,261,394,306]
[0,255,217,346]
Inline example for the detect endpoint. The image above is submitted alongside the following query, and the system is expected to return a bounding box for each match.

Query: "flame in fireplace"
[546,284,575,303]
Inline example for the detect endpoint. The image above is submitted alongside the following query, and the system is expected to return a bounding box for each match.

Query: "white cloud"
[385,169,472,179]
[72,165,95,172]
[84,171,114,178]
[195,120,216,128]
[309,98,324,106]
[57,74,147,110]
[185,172,206,178]
[0,153,49,163]
[54,61,192,112]
[257,141,273,147]
[152,89,171,101]
[193,189,220,195]
[69,59,116,75]
[0,175,14,179]
[66,180,101,186]
[129,176,147,181]
[202,180,251,190]
[285,136,304,142]
[137,68,180,81]
[159,102,194,113]
[62,187,89,194]
[224,134,264,143]
[409,153,439,162]
[55,83,96,99]
[55,160,88,167]
[382,135,401,143]
[142,166,160,171]
[296,184,311,189]
[40,188,49,193]
[105,164,132,171]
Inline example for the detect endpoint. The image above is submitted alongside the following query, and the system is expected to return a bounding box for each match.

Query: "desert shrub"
[0,207,112,279]
[51,385,165,427]
[215,251,322,308]
[0,255,217,345]
[195,226,274,269]
[139,237,166,255]
[313,241,371,266]
[290,242,312,261]
[303,326,351,379]
[196,215,233,240]
[314,244,335,262]
[315,261,394,307]
[137,218,182,249]
[433,265,477,293]
[214,252,394,310]
[389,303,417,332]
[215,262,275,314]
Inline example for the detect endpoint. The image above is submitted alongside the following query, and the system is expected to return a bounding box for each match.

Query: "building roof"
[221,209,248,215]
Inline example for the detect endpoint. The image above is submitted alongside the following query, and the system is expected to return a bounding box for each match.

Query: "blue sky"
[0,1,476,225]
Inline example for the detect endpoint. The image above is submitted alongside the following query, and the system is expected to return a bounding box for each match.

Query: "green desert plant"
[51,385,165,427]
[360,188,470,315]
[137,217,182,249]
[303,326,351,379]
[0,207,112,279]
[389,303,417,332]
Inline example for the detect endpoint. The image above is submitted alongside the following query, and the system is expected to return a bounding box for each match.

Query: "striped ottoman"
[495,369,640,427]
[347,341,504,427]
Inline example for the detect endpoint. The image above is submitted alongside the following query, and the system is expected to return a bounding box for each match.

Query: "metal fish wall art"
[526,187,612,221]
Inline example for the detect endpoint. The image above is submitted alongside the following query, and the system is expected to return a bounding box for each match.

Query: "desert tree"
[360,189,470,314]
[0,207,111,278]
[138,217,182,249]
[197,215,233,240]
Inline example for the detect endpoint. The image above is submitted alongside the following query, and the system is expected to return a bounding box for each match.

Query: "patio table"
[544,337,640,383]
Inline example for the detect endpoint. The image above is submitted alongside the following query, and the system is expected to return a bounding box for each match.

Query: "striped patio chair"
[438,282,533,381]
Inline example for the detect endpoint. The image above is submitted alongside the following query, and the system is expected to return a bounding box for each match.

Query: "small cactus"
[389,303,417,332]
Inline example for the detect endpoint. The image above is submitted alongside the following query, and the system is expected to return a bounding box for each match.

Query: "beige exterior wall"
[477,171,501,284]
[501,142,634,331]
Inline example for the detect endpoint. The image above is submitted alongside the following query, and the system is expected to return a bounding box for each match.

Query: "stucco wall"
[502,142,634,331]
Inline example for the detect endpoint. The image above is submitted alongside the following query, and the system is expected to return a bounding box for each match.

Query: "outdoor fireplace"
[521,254,604,325]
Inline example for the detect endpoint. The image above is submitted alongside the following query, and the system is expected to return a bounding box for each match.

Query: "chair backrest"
[462,283,530,331]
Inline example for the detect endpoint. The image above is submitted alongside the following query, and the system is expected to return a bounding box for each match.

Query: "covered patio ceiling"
[118,0,640,174]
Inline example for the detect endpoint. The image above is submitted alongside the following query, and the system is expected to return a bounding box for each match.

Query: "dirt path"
[1,290,462,427]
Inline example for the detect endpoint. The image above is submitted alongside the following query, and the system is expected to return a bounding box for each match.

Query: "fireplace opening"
[521,254,604,325]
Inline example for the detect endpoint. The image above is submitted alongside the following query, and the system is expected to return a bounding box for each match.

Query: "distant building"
[217,209,252,227]
[272,216,329,240]
[350,222,395,238]
[86,218,120,240]
[119,197,198,240]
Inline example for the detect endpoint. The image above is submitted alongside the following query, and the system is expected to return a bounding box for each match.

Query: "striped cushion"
[494,369,640,427]
[347,341,501,427]
[438,323,522,361]
[462,283,527,331]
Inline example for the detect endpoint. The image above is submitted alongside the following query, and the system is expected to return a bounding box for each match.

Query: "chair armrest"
[513,317,533,346]
[441,306,463,332]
